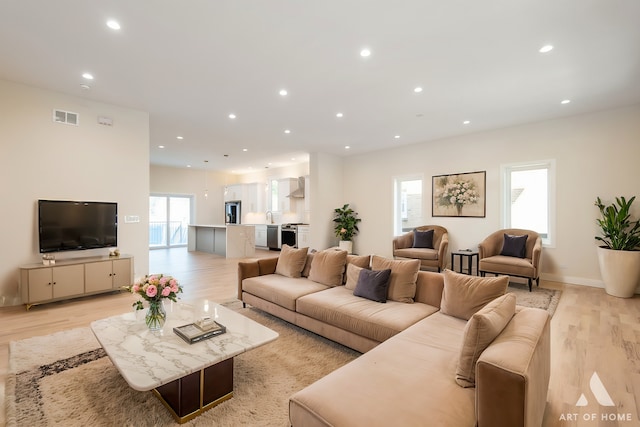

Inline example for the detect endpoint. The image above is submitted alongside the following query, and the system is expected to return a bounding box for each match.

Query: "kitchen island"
[187,225,255,258]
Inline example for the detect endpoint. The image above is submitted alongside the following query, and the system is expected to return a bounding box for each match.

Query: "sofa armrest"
[237,257,279,300]
[437,234,449,270]
[475,307,551,427]
[393,232,413,252]
[237,260,260,300]
[531,237,542,276]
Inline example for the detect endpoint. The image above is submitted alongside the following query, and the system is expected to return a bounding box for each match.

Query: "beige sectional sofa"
[237,246,551,427]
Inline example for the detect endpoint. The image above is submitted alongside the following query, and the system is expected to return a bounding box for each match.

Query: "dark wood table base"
[153,358,234,424]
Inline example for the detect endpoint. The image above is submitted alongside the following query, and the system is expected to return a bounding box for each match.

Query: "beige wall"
[342,104,640,287]
[150,165,231,225]
[0,80,150,306]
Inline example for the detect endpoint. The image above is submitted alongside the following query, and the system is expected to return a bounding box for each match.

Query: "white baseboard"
[541,273,640,294]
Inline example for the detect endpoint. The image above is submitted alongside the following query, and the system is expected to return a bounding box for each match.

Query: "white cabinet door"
[85,261,113,293]
[277,178,298,213]
[224,184,243,202]
[297,225,310,248]
[255,225,268,247]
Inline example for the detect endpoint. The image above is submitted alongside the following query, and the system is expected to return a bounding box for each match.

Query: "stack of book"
[173,319,226,344]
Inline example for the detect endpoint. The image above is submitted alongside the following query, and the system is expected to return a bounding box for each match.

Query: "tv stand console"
[19,254,133,310]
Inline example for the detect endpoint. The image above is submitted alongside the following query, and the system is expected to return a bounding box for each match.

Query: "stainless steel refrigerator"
[225,201,241,224]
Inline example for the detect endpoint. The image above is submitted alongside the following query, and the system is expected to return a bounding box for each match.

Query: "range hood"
[287,176,305,198]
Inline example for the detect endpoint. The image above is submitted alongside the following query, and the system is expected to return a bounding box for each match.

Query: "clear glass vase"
[145,300,166,331]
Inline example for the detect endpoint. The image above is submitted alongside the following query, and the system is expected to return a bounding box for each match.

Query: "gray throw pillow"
[353,268,392,303]
[500,234,528,258]
[413,229,434,249]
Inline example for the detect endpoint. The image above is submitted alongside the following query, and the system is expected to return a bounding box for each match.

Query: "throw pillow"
[440,270,509,320]
[301,252,314,277]
[413,229,434,249]
[308,249,348,287]
[274,244,309,278]
[345,263,364,290]
[353,268,392,303]
[371,255,420,303]
[500,233,528,258]
[455,293,517,388]
[343,254,371,284]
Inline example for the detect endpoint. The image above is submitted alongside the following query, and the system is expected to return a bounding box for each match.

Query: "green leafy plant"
[595,196,640,250]
[333,204,362,241]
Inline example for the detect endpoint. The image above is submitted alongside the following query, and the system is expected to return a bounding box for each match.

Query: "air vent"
[53,109,79,126]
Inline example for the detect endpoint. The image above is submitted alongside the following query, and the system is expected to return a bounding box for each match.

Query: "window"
[501,160,555,246]
[393,176,423,235]
[149,195,193,248]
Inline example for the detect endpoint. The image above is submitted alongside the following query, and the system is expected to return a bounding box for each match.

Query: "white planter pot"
[338,240,353,254]
[596,246,640,298]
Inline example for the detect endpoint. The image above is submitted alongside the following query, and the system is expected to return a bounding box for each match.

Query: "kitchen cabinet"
[224,184,243,202]
[276,178,298,213]
[304,175,310,212]
[242,182,266,213]
[297,225,310,248]
[255,225,268,248]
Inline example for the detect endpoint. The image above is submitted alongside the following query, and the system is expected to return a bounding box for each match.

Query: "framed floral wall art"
[432,171,486,217]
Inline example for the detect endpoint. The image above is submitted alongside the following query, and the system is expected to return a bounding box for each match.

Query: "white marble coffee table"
[90,301,278,423]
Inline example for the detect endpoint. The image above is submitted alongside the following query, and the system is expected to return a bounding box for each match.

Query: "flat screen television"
[38,199,118,253]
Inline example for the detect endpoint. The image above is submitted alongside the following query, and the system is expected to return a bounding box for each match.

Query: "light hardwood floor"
[1,248,639,426]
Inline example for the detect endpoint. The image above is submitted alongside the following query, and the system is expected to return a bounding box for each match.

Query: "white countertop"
[90,301,278,391]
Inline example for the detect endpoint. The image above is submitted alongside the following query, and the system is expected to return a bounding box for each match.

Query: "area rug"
[5,308,359,427]
[506,282,562,317]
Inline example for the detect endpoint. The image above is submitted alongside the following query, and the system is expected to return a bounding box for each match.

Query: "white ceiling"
[2,1,639,173]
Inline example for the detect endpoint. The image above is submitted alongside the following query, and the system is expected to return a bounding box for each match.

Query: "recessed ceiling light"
[186,164,191,168]
[414,87,423,93]
[284,129,291,134]
[463,120,471,125]
[176,136,183,140]
[80,84,91,91]
[228,113,236,119]
[561,99,571,104]
[268,162,273,165]
[394,135,400,139]
[291,158,296,161]
[242,148,248,152]
[336,112,344,118]
[345,145,350,149]
[106,20,121,30]
[279,89,288,96]
[539,45,554,53]
[82,73,94,80]
[158,145,165,149]
[360,48,371,57]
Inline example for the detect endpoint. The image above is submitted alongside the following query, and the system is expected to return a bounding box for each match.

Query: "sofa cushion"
[371,256,420,303]
[455,293,516,387]
[353,268,391,303]
[308,249,348,287]
[296,286,438,342]
[479,255,535,277]
[242,274,329,311]
[413,229,434,249]
[440,270,509,320]
[393,247,439,261]
[275,244,308,278]
[500,233,528,258]
[344,263,363,290]
[290,311,475,427]
[343,254,371,284]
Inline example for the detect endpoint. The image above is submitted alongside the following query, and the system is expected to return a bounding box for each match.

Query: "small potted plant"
[333,204,362,254]
[595,196,640,298]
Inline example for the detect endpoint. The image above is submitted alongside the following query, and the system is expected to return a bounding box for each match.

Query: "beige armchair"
[478,229,542,292]
[392,225,449,272]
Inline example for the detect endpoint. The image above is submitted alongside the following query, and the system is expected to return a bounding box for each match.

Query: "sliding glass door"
[149,195,192,248]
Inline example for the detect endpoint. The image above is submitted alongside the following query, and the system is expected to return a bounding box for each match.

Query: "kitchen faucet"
[266,210,273,224]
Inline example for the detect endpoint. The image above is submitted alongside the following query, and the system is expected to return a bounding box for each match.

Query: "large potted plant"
[595,196,640,298]
[333,204,361,254]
